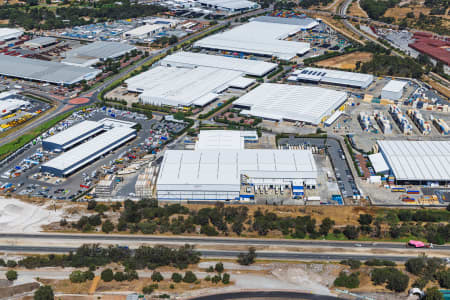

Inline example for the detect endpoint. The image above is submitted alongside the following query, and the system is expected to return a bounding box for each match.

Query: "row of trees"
[18,244,200,270]
[1,4,167,30]
[73,199,450,244]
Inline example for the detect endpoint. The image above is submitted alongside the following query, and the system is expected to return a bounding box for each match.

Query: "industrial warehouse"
[288,67,374,89]
[193,19,313,60]
[160,51,277,77]
[156,149,318,202]
[195,0,259,13]
[0,55,101,85]
[62,41,137,67]
[41,119,137,177]
[42,120,105,152]
[0,28,23,41]
[375,140,450,185]
[233,83,348,125]
[381,80,408,101]
[125,65,251,107]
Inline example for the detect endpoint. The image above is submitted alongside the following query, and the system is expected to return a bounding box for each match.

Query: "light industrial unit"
[24,37,58,49]
[123,24,168,39]
[251,16,319,28]
[193,20,311,60]
[0,98,30,118]
[62,41,137,67]
[195,0,259,13]
[42,120,105,152]
[233,83,348,125]
[0,55,101,85]
[377,140,450,185]
[156,149,318,201]
[381,80,408,100]
[41,126,136,177]
[125,65,247,107]
[0,28,23,41]
[160,51,277,77]
[289,67,374,89]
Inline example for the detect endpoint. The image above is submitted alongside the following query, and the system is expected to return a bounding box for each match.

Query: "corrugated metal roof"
[196,130,244,150]
[25,36,57,47]
[196,0,258,9]
[0,55,101,85]
[194,21,310,60]
[368,152,390,174]
[42,127,136,174]
[161,51,277,76]
[253,16,319,28]
[157,149,317,191]
[43,120,104,148]
[292,67,374,88]
[126,66,244,106]
[64,41,136,60]
[382,80,407,93]
[0,28,23,41]
[378,140,450,181]
[234,83,347,125]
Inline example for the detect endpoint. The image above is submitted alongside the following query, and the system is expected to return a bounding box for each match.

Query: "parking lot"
[278,137,358,202]
[0,106,187,201]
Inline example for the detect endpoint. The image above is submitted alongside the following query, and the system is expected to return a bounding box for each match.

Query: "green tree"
[70,270,87,283]
[405,256,427,275]
[5,270,17,281]
[102,220,114,233]
[142,285,154,294]
[211,274,221,284]
[343,225,359,240]
[358,214,373,225]
[6,260,17,268]
[222,273,230,284]
[172,272,182,283]
[424,287,444,300]
[183,271,197,283]
[237,247,257,265]
[101,268,114,282]
[114,271,126,282]
[334,272,360,289]
[436,269,450,288]
[319,217,335,236]
[34,286,54,300]
[151,271,164,282]
[215,262,224,273]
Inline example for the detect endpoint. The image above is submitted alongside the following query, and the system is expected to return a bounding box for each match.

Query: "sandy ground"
[316,52,373,70]
[347,0,368,18]
[0,197,64,233]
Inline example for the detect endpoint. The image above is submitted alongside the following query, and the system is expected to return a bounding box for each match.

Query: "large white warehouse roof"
[194,21,310,60]
[125,66,244,107]
[196,0,258,11]
[291,67,374,89]
[160,51,277,76]
[0,28,23,41]
[157,149,317,192]
[42,127,136,176]
[382,80,407,93]
[234,83,347,125]
[378,140,450,182]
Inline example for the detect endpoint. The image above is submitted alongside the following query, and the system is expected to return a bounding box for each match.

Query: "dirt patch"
[316,52,373,70]
[347,1,368,17]
[384,6,431,20]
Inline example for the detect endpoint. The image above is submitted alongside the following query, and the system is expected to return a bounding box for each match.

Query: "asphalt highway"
[1,233,449,250]
[0,245,435,262]
[190,291,342,300]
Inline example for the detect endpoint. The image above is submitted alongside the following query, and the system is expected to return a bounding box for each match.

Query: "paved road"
[1,233,449,250]
[0,245,438,262]
[190,291,342,300]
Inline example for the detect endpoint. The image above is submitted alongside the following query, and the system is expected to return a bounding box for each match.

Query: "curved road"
[1,233,449,250]
[190,291,342,300]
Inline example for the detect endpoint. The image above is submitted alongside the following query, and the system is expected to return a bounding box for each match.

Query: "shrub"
[237,247,257,265]
[5,270,17,281]
[358,214,373,225]
[114,271,126,282]
[406,257,427,275]
[183,271,197,283]
[371,267,409,292]
[334,272,360,289]
[424,287,444,300]
[211,274,221,284]
[34,285,54,300]
[151,271,164,282]
[70,270,87,283]
[215,262,224,273]
[101,268,114,282]
[343,225,359,240]
[436,269,450,289]
[171,272,182,283]
[6,260,17,268]
[142,285,154,294]
[222,273,230,284]
[102,220,114,233]
[412,277,429,289]
[340,259,361,269]
[365,259,396,267]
